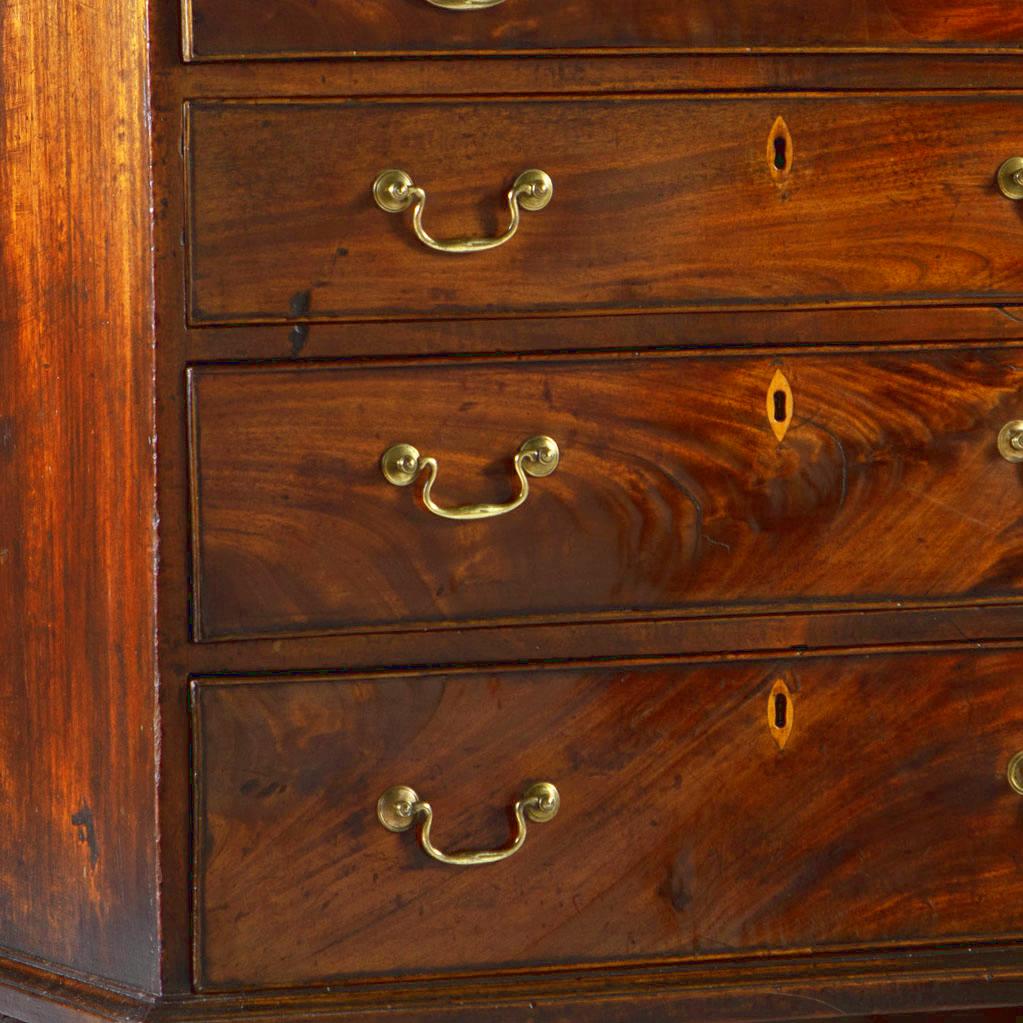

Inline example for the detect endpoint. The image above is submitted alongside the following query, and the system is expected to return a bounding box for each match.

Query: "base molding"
[5,945,1023,1023]
[0,954,153,1023]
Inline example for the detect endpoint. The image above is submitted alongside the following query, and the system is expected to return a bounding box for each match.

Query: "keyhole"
[767,369,793,442]
[773,135,787,171]
[767,116,793,183]
[774,691,788,729]
[768,678,794,750]
[773,388,787,423]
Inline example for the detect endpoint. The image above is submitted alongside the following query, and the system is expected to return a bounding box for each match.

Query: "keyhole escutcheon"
[767,116,793,184]
[768,678,794,750]
[767,369,794,442]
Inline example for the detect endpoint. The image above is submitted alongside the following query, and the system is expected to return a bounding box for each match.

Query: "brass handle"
[1008,752,1023,795]
[999,158,1023,200]
[377,782,560,867]
[998,421,1023,462]
[381,435,559,521]
[423,0,507,7]
[372,168,553,254]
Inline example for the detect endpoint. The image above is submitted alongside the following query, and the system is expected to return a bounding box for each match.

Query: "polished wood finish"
[195,648,1023,990]
[158,49,1023,98]
[187,95,1023,325]
[181,311,1023,363]
[190,348,1023,641]
[7,0,1023,1015]
[184,0,1023,61]
[0,0,158,995]
[11,942,1023,1023]
[144,42,1023,1006]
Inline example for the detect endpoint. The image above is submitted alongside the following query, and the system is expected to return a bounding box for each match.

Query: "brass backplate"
[373,169,416,213]
[520,435,560,477]
[523,782,561,823]
[514,170,554,212]
[998,421,1023,463]
[1008,752,1023,796]
[381,443,422,486]
[377,785,420,832]
[998,157,1023,201]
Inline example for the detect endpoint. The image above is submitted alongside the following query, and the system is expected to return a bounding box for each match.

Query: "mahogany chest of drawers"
[8,1,1023,1021]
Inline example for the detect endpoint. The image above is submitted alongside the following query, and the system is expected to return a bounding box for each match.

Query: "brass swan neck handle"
[381,436,559,521]
[377,782,560,867]
[373,169,553,254]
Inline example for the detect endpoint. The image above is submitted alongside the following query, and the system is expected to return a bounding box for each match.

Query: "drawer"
[193,648,1023,990]
[189,348,1023,642]
[183,0,1023,61]
[188,95,1023,326]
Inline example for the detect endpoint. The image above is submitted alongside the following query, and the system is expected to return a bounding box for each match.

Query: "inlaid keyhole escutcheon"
[767,116,793,184]
[767,369,793,442]
[768,678,794,750]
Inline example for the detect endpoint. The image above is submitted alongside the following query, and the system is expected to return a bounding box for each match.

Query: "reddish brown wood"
[129,0,1023,1016]
[3,0,1023,1015]
[0,0,158,994]
[183,0,1023,61]
[157,50,1023,100]
[194,648,1023,990]
[187,95,1023,326]
[177,611,1023,681]
[190,348,1023,641]
[4,947,1020,1023]
[0,952,155,1023]
[180,313,1023,364]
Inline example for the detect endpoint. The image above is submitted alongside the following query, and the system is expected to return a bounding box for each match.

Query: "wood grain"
[187,95,1023,325]
[179,312,1023,365]
[190,348,1023,641]
[183,0,1023,61]
[194,648,1023,990]
[133,0,1023,1015]
[0,0,158,993]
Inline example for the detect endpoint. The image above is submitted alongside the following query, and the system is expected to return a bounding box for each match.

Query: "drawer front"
[189,349,1023,641]
[193,649,1023,990]
[188,95,1023,326]
[184,1,1023,61]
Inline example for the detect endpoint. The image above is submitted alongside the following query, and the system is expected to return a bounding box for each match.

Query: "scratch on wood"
[288,289,312,318]
[997,306,1023,326]
[71,802,99,867]
[0,416,14,459]
[288,290,313,356]
[901,483,995,532]
[797,415,848,509]
[289,324,309,357]
[774,992,849,1016]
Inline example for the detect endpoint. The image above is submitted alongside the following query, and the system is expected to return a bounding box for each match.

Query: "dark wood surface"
[0,0,158,996]
[9,942,1023,1023]
[0,0,1021,1016]
[182,311,1023,363]
[184,0,1023,61]
[190,348,1023,641]
[194,648,1023,990]
[187,95,1023,326]
[135,0,1023,1016]
[160,49,1023,97]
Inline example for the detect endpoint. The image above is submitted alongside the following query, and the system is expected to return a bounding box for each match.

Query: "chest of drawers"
[8,1,1023,1021]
